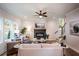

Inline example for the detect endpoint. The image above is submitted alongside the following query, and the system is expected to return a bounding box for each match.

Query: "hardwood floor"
[0,52,17,56]
[64,48,79,56]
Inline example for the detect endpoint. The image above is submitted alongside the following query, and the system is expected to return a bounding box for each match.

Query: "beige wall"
[65,8,79,53]
[46,20,58,40]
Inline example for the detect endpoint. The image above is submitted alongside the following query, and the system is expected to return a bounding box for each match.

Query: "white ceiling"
[0,3,79,19]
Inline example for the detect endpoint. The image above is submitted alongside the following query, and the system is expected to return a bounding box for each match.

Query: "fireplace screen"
[34,29,46,39]
[36,33,44,37]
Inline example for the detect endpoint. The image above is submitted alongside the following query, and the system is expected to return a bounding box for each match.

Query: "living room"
[0,3,79,56]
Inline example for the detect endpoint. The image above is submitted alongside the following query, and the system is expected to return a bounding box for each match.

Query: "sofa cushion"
[41,43,60,48]
[19,44,41,48]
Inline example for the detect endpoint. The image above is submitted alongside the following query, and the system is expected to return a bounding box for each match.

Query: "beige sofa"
[18,43,63,56]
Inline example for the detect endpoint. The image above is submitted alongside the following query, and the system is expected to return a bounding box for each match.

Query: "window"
[3,19,15,41]
[0,17,3,42]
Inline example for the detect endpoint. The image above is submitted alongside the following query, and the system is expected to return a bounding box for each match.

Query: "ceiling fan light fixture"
[39,15,43,18]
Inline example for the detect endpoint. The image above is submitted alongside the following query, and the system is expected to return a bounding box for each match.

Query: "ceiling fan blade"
[43,15,47,17]
[43,12,47,14]
[34,15,38,16]
[35,12,40,15]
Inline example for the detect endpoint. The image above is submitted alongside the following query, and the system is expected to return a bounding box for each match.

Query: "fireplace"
[34,29,46,39]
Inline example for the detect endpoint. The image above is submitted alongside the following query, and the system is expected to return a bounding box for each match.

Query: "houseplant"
[7,30,10,39]
[20,27,27,35]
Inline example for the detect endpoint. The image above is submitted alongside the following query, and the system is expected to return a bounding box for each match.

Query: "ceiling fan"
[35,10,47,18]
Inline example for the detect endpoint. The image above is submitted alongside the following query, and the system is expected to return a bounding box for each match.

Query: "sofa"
[18,43,63,56]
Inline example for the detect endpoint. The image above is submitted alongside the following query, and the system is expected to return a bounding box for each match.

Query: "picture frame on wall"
[70,20,79,36]
[35,23,45,28]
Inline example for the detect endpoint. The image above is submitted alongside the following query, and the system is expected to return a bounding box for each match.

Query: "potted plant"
[7,30,10,39]
[20,27,27,35]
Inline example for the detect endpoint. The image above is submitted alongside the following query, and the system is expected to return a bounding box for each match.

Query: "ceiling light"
[39,16,43,18]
